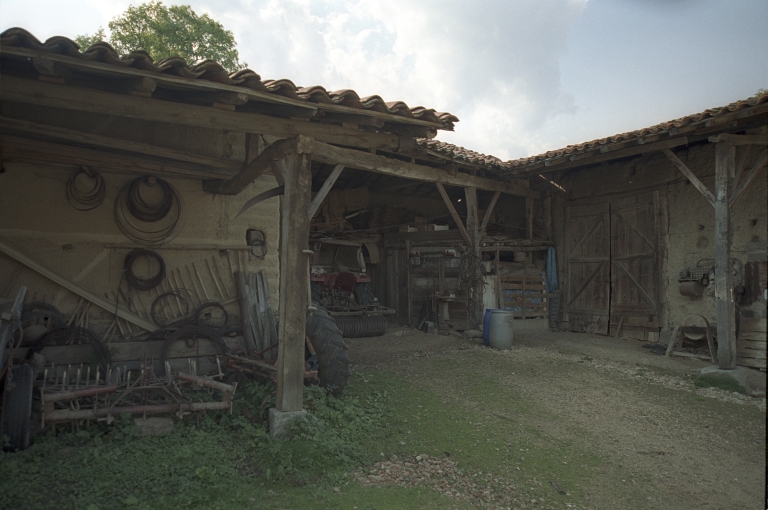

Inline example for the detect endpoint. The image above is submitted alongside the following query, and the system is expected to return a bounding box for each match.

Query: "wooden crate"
[498,274,550,319]
[736,316,766,369]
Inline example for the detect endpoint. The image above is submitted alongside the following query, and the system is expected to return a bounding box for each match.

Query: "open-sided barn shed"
[0,27,765,443]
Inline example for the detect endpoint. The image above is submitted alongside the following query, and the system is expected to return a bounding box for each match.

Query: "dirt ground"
[344,324,767,510]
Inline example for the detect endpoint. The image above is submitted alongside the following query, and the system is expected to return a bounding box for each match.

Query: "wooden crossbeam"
[0,239,157,332]
[480,191,501,232]
[203,136,314,195]
[435,183,471,245]
[708,133,768,145]
[311,141,537,198]
[730,148,767,208]
[308,164,344,219]
[0,116,241,172]
[1,75,400,152]
[662,148,715,206]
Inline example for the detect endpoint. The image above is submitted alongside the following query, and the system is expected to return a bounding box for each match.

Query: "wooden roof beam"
[0,75,401,152]
[203,135,314,195]
[310,141,537,198]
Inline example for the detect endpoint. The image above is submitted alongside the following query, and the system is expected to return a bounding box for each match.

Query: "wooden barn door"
[565,203,611,334]
[609,192,660,338]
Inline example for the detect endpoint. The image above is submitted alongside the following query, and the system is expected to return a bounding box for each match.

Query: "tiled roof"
[505,92,768,172]
[416,139,507,169]
[417,92,768,175]
[0,28,459,129]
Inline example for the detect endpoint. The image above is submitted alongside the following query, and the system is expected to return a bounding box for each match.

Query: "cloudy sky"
[2,0,766,161]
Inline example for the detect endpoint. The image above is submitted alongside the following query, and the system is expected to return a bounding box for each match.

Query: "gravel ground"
[352,453,587,510]
[345,326,767,509]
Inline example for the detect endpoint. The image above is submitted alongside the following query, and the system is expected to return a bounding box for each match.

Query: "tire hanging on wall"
[305,306,349,396]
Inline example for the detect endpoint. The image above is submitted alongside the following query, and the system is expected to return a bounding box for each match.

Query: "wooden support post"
[544,192,553,242]
[494,248,503,309]
[276,151,313,412]
[405,240,412,327]
[526,196,534,240]
[435,182,471,245]
[714,142,736,370]
[521,274,527,319]
[465,186,483,328]
[480,191,501,232]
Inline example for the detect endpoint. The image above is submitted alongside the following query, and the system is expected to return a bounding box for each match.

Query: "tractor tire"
[1,364,34,451]
[310,283,323,306]
[306,306,349,396]
[353,282,376,306]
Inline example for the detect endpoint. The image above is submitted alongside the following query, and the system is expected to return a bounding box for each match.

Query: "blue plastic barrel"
[483,309,498,346]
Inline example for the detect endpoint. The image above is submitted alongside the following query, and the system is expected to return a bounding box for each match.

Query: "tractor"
[308,238,393,337]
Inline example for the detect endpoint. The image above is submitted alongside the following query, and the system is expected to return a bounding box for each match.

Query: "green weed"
[694,374,747,394]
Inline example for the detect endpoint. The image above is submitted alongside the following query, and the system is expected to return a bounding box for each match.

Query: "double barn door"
[565,192,661,337]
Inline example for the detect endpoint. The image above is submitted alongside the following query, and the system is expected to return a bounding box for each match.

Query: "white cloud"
[206,0,587,160]
[5,0,764,162]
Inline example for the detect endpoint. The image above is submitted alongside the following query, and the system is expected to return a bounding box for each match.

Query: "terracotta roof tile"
[416,93,767,174]
[0,27,457,129]
[505,93,768,170]
[416,139,506,169]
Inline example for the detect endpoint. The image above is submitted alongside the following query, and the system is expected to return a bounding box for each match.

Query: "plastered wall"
[0,162,281,336]
[553,140,767,337]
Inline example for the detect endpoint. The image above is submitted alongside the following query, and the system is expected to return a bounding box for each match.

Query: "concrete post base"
[699,366,751,393]
[269,408,307,439]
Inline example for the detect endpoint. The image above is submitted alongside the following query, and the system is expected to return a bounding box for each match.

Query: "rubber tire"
[1,364,34,451]
[159,325,229,375]
[310,283,323,307]
[353,283,376,306]
[306,306,349,396]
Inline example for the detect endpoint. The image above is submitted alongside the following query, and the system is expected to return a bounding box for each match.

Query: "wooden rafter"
[1,75,400,152]
[311,141,537,198]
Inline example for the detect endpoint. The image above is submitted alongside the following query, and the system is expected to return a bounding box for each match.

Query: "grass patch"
[0,381,392,510]
[694,374,747,394]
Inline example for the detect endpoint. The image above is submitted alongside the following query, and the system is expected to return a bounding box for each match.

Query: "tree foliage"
[74,1,246,73]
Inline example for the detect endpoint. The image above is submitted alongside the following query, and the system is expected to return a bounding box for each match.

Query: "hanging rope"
[123,249,166,291]
[114,176,182,246]
[66,165,105,211]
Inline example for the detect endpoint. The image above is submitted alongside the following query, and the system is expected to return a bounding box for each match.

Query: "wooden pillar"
[544,192,553,242]
[526,196,534,240]
[275,152,312,411]
[465,187,483,328]
[714,142,736,370]
[405,240,412,327]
